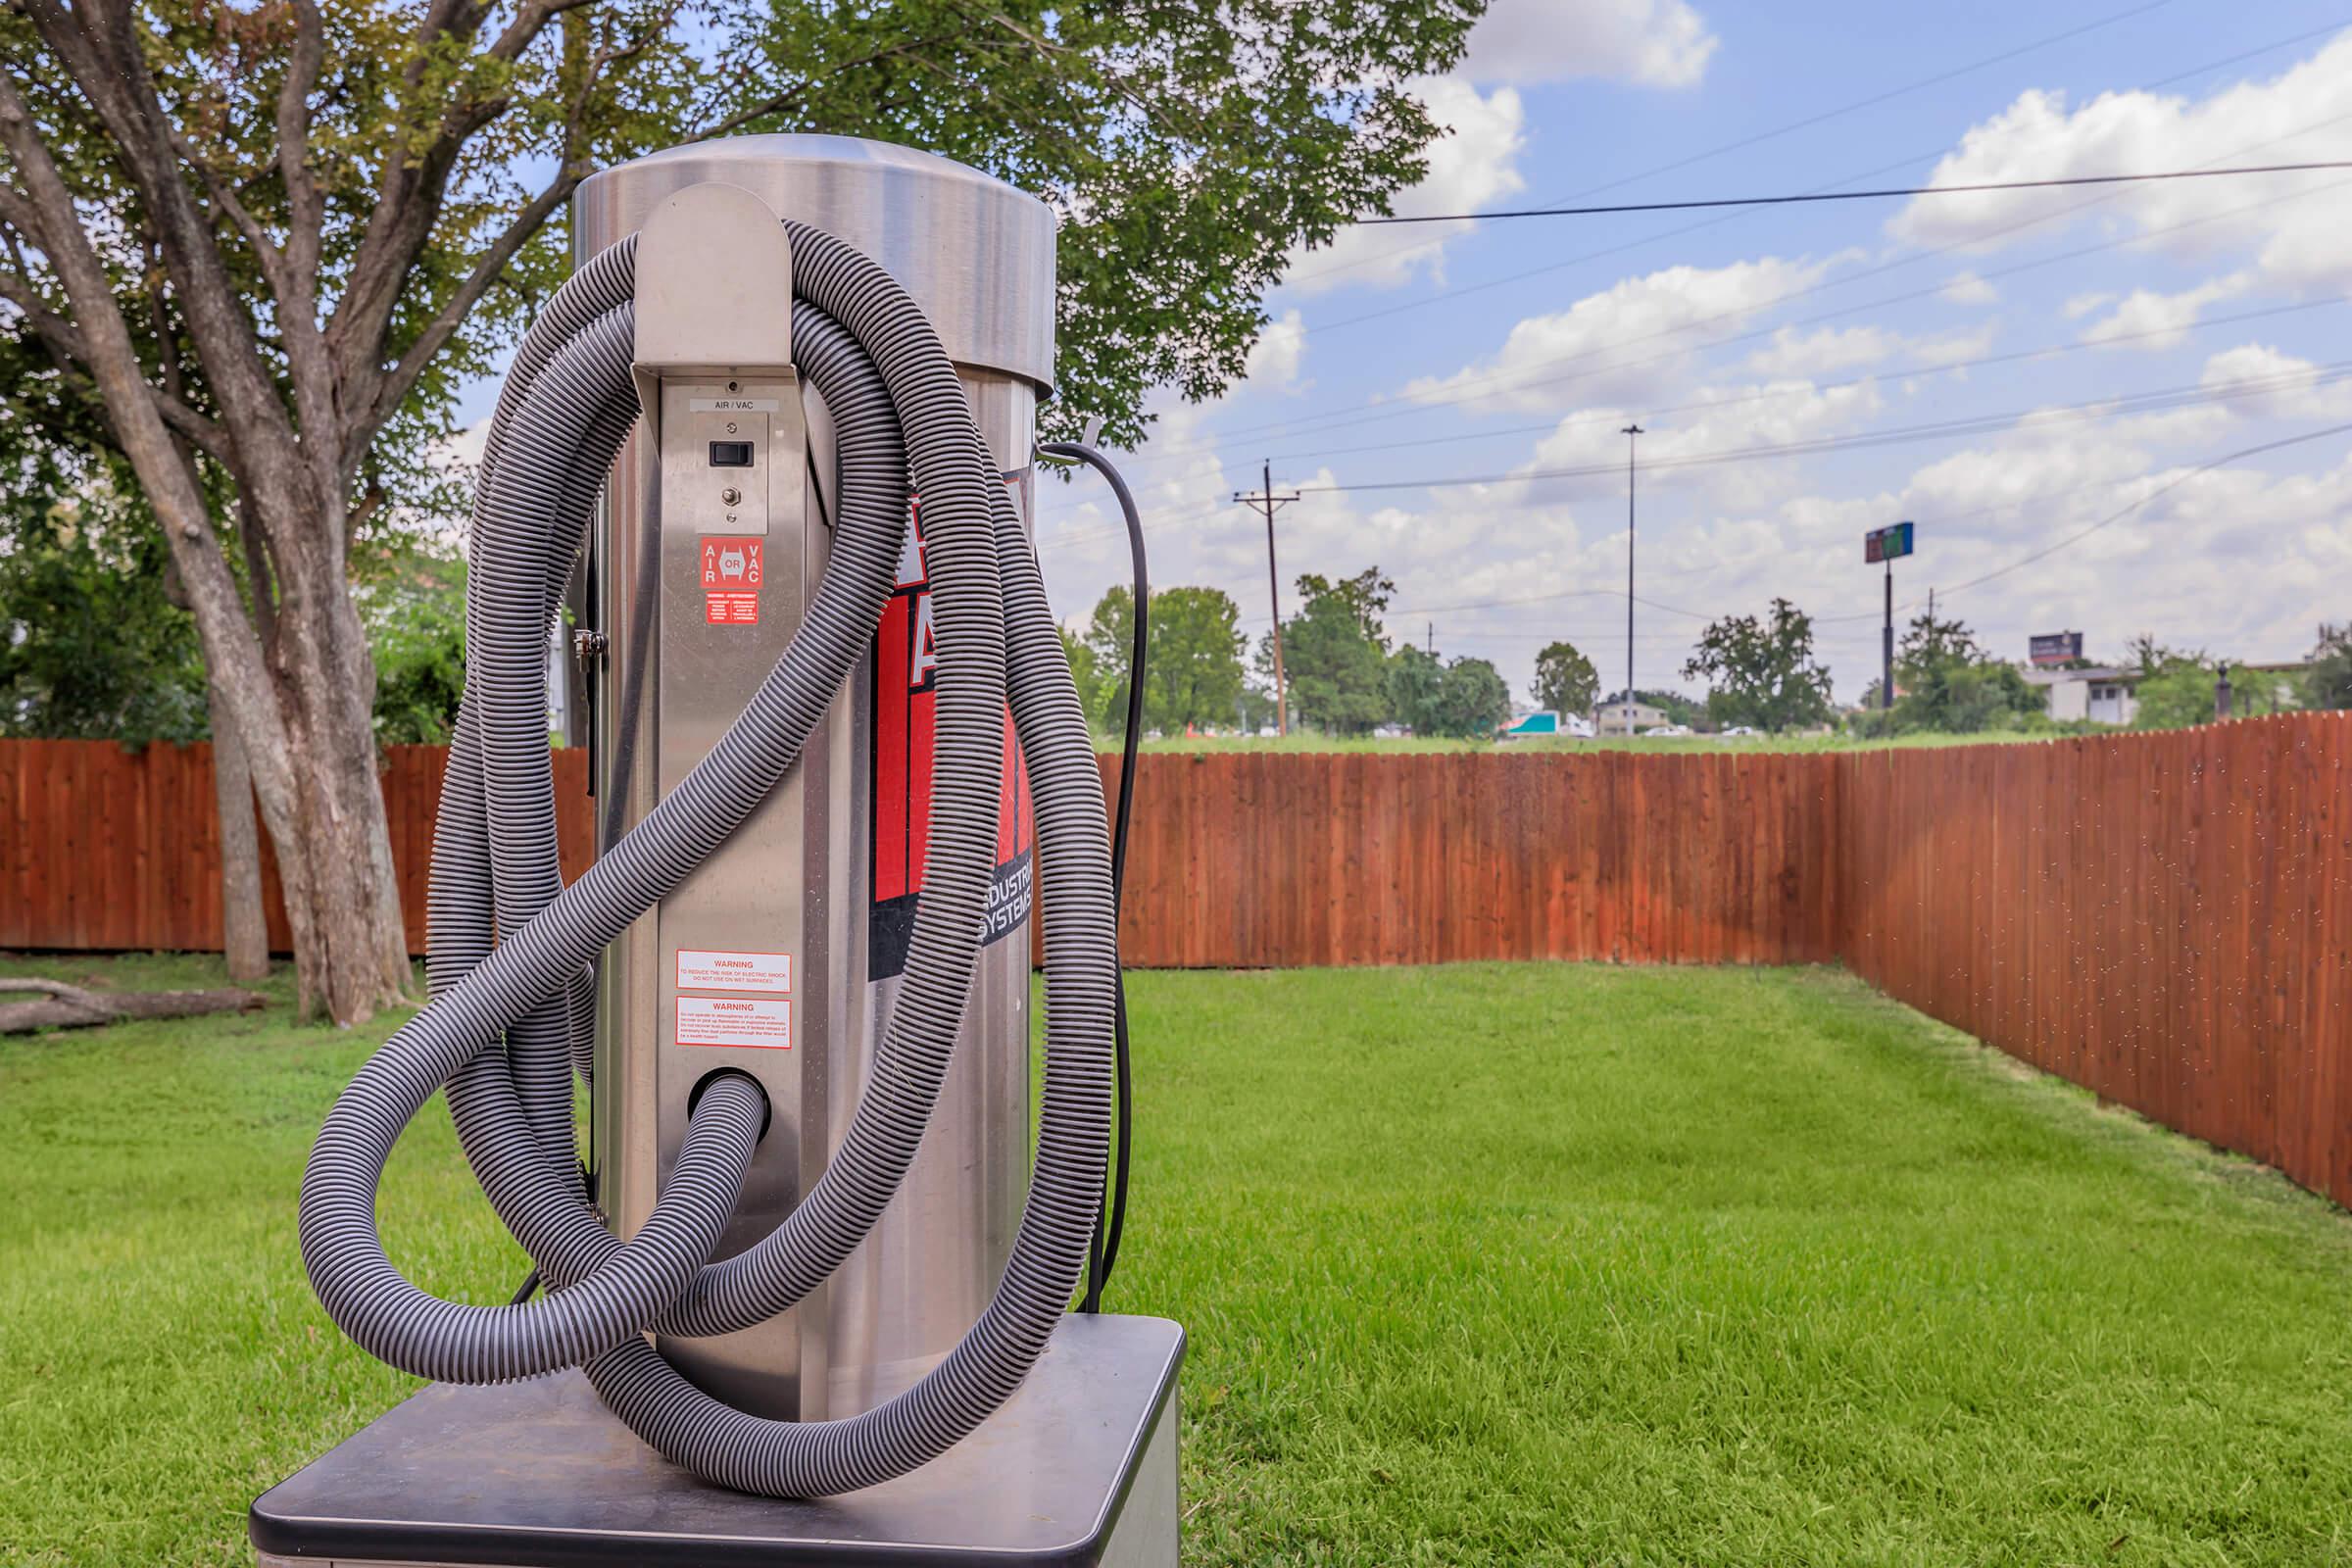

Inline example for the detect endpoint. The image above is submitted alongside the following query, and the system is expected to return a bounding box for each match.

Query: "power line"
[1102,295,2345,484]
[1284,0,2181,290]
[1351,160,2352,226]
[1037,324,2352,554]
[1289,16,2342,331]
[1291,360,2352,494]
[1936,419,2352,599]
[1210,107,2352,453]
[1278,157,2352,441]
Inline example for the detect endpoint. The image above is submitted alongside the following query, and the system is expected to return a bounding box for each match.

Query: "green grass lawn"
[4,956,2350,1565]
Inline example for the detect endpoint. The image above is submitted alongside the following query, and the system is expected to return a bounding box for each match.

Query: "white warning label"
[676,995,792,1050]
[676,949,792,994]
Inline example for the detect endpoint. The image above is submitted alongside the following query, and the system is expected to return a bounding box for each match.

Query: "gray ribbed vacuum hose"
[297,220,1114,1497]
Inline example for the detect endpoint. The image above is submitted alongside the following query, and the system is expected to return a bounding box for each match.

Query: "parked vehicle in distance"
[1498,710,1596,741]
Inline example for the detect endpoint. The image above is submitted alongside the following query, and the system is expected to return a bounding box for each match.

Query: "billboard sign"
[2029,631,2084,666]
[1863,520,1915,564]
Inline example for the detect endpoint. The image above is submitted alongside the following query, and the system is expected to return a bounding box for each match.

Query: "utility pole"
[1620,423,1643,733]
[1426,621,1434,656]
[1235,459,1299,734]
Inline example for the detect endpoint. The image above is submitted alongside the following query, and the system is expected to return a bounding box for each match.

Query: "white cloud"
[1514,377,1885,504]
[1244,309,1308,393]
[1284,77,1526,296]
[1402,254,1836,413]
[1887,30,2352,290]
[1940,271,1997,306]
[2062,291,2115,320]
[2199,342,2352,419]
[1744,325,1904,378]
[1460,0,1718,89]
[2079,273,2249,350]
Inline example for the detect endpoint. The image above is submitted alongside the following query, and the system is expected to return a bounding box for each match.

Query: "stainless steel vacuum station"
[253,135,1175,1568]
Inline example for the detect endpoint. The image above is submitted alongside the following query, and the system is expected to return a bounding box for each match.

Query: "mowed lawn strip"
[1,956,2348,1565]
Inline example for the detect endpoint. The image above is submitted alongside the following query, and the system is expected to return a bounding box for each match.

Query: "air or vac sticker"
[676,995,792,1049]
[676,949,792,994]
[701,536,762,625]
[868,474,1036,981]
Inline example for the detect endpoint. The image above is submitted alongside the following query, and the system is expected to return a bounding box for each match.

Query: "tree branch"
[166,126,294,301]
[690,25,988,139]
[0,242,231,462]
[21,0,295,462]
[276,0,327,281]
[346,165,579,478]
[486,0,600,64]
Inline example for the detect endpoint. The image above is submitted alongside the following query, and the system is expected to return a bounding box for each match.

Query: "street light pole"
[1621,423,1643,733]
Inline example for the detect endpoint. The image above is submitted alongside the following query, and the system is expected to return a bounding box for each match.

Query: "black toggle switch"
[709,440,755,467]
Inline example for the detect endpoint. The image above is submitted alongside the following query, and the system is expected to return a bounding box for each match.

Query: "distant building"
[2020,664,2139,725]
[1595,700,1668,736]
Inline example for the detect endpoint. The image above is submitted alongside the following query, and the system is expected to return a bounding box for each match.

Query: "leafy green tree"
[1387,645,1445,734]
[1389,646,1509,738]
[0,476,207,744]
[364,555,468,747]
[1084,584,1249,735]
[2132,654,2224,730]
[1263,572,1393,735]
[1294,567,1397,652]
[0,1,1477,1022]
[1887,612,2041,734]
[1683,599,1835,733]
[1144,587,1247,733]
[1532,640,1598,718]
[1435,657,1511,738]
[2303,624,2352,710]
[1058,626,1106,734]
[1082,589,1140,730]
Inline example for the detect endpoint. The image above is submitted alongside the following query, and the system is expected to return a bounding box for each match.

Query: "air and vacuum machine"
[253,136,1177,1567]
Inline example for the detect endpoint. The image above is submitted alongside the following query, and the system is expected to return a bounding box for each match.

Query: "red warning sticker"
[701,536,762,626]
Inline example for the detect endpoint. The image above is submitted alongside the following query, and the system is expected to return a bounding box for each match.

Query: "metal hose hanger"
[297,222,1117,1498]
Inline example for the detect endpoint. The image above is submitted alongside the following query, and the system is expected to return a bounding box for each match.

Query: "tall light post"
[1621,423,1643,733]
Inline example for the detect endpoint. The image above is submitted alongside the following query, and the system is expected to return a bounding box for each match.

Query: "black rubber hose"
[1039,441,1144,1314]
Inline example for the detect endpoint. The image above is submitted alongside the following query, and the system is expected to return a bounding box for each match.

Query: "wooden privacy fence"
[5,717,2350,1203]
[0,742,592,956]
[0,742,1839,966]
[1836,716,2352,1207]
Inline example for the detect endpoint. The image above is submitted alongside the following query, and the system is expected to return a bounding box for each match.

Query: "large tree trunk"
[206,677,270,984]
[252,538,416,1025]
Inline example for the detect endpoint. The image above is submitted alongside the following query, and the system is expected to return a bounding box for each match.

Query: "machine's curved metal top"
[575,135,1057,393]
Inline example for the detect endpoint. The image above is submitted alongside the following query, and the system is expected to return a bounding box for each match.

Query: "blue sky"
[1032,0,2352,706]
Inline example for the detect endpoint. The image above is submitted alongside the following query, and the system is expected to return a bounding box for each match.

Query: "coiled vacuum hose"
[297,220,1115,1497]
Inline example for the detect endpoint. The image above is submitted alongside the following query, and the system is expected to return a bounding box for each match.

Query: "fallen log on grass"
[0,977,267,1035]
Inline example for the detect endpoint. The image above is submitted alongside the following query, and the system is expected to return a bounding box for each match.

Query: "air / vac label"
[869,476,1035,981]
[701,536,762,625]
